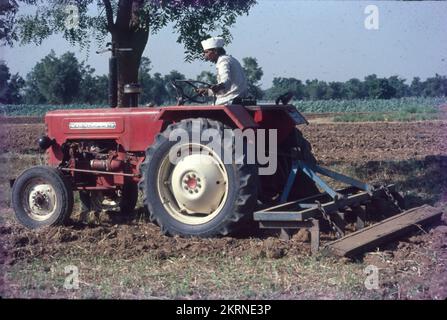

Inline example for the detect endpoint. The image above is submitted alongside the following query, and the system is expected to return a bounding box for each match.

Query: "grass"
[2,251,371,299]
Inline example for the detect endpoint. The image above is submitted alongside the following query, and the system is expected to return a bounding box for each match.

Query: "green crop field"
[293,97,446,113]
[0,97,446,117]
[0,104,107,117]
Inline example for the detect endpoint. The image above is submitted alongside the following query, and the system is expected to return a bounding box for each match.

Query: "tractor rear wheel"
[139,118,258,237]
[11,166,74,229]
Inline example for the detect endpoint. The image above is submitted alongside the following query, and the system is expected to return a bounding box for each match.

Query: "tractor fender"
[156,105,259,130]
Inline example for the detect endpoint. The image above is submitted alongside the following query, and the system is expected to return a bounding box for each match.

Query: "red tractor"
[10,80,442,256]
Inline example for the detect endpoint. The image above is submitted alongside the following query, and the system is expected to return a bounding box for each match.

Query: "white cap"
[201,37,225,50]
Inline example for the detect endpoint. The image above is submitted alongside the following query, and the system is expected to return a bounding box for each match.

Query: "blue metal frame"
[280,161,299,203]
[280,160,373,202]
[299,162,340,199]
[310,164,372,193]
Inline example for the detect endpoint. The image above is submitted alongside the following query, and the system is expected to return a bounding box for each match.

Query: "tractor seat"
[232,97,257,106]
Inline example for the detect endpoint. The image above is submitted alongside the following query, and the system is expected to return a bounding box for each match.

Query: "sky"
[1,0,446,89]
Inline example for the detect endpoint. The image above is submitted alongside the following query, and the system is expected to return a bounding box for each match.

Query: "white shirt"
[214,55,248,105]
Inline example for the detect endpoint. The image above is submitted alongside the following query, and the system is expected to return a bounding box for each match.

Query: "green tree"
[344,78,365,99]
[138,56,153,104]
[410,77,424,97]
[146,72,169,106]
[242,57,263,99]
[304,79,331,100]
[25,50,82,104]
[79,64,108,104]
[422,74,447,97]
[7,73,25,103]
[24,71,46,104]
[164,70,186,103]
[0,60,25,104]
[387,75,409,98]
[196,70,217,84]
[0,0,18,46]
[363,74,396,99]
[328,81,347,99]
[0,61,11,103]
[265,77,305,101]
[376,78,396,99]
[137,57,170,106]
[138,59,186,105]
[10,0,256,107]
[363,74,379,98]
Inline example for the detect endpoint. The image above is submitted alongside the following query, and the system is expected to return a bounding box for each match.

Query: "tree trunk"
[112,29,149,107]
[110,0,149,108]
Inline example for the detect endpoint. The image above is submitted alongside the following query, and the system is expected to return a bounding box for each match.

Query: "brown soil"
[0,116,43,124]
[363,220,447,299]
[301,121,447,163]
[0,208,310,266]
[0,123,45,153]
[1,119,446,163]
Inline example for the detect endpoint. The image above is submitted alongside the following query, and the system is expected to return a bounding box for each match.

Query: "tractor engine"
[60,140,141,191]
[66,140,123,173]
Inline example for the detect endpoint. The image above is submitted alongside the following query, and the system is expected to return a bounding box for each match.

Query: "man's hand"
[195,87,209,96]
[210,83,225,94]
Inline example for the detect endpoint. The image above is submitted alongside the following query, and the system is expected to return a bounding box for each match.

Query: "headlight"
[38,135,54,150]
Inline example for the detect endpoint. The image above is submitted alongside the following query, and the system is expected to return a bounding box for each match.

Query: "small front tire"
[11,166,74,229]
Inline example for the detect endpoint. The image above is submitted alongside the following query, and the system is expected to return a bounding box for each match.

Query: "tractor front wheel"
[11,166,74,229]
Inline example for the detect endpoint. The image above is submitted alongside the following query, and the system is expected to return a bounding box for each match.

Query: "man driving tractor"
[196,36,248,105]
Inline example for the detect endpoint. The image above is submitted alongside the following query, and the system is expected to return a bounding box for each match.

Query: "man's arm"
[215,56,232,93]
[196,57,231,96]
[195,84,225,95]
[210,83,225,93]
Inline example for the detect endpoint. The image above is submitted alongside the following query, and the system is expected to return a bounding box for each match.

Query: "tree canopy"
[1,54,446,105]
[0,60,25,104]
[10,1,256,57]
[242,57,263,99]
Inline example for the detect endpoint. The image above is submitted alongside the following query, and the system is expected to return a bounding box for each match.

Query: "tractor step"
[325,204,443,257]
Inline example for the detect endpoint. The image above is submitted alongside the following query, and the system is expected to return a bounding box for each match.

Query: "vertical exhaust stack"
[124,83,141,108]
[97,42,118,108]
[109,54,118,108]
[97,42,134,108]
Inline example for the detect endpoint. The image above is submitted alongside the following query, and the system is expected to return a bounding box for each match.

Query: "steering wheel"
[171,79,215,105]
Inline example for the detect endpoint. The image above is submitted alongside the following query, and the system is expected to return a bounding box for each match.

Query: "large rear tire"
[139,118,258,237]
[11,166,74,229]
